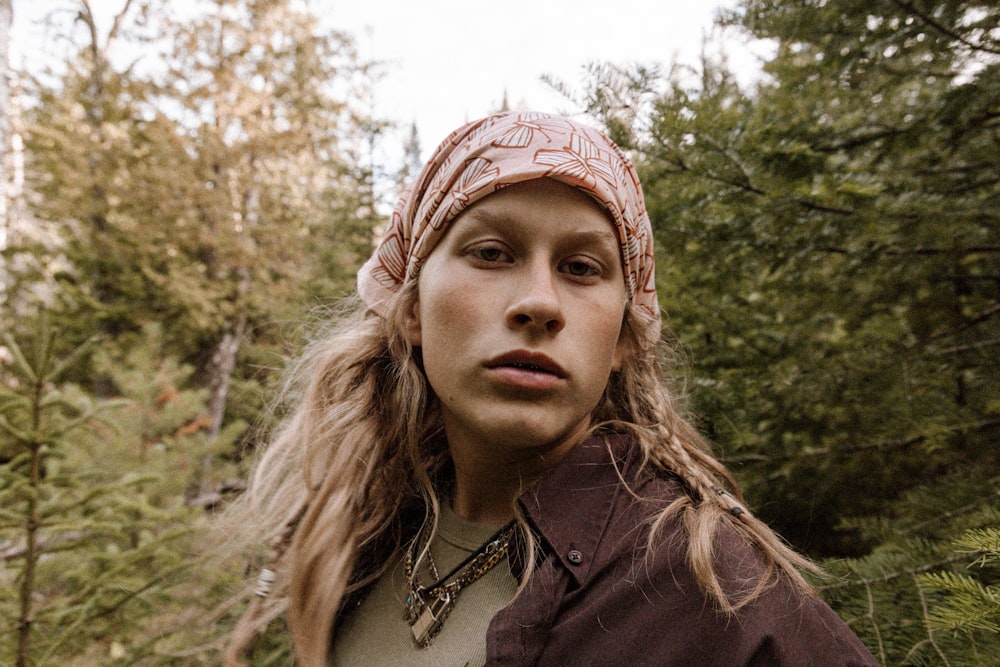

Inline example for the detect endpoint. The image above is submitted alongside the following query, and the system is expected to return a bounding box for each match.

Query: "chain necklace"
[403,519,515,648]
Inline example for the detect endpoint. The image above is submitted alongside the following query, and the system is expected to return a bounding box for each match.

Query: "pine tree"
[0,311,253,664]
[0,316,177,665]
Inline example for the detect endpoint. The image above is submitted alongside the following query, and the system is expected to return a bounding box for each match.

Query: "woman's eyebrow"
[565,229,619,248]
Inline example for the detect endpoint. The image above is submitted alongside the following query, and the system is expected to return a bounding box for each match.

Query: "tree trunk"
[206,312,247,439]
[194,304,248,497]
[1,0,12,251]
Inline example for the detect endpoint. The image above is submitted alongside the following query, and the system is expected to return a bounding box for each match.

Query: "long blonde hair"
[222,286,820,666]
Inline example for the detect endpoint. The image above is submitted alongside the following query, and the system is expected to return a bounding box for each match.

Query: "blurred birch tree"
[21,0,379,448]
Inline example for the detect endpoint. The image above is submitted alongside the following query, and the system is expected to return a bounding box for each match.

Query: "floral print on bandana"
[357,111,660,348]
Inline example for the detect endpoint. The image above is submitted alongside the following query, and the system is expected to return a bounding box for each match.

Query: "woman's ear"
[403,299,422,347]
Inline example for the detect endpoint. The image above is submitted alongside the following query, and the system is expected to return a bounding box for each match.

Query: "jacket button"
[567,549,584,564]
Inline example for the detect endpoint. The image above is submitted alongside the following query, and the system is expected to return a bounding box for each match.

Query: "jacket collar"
[516,433,638,586]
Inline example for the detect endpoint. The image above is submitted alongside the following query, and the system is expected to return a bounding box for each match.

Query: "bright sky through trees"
[10,0,767,157]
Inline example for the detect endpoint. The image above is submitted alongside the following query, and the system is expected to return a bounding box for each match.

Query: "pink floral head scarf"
[357,110,660,347]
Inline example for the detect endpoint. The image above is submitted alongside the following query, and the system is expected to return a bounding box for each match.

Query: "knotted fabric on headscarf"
[357,110,660,348]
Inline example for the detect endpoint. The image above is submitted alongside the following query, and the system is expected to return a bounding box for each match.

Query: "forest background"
[0,0,997,665]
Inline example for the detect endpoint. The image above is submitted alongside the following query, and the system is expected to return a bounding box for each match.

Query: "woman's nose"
[505,263,565,334]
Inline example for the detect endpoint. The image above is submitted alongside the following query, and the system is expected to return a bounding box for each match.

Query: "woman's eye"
[563,260,599,277]
[471,246,508,262]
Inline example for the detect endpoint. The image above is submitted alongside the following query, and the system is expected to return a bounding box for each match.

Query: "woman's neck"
[445,423,589,525]
[448,461,525,525]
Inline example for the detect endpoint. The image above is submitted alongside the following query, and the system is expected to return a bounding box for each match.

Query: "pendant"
[409,590,453,647]
[403,592,420,625]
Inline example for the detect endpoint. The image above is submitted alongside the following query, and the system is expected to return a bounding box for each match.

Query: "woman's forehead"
[459,179,614,222]
[449,180,620,247]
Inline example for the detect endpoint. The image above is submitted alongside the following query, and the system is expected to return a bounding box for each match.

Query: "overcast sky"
[10,0,766,159]
[329,0,757,148]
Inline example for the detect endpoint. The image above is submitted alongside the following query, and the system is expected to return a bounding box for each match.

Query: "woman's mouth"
[484,351,567,390]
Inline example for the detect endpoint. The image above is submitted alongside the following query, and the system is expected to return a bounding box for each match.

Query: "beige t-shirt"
[330,505,519,666]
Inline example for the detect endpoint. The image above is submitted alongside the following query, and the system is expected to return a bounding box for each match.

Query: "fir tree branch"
[820,551,987,591]
[813,244,1000,257]
[864,581,888,666]
[902,490,1000,536]
[931,304,1000,339]
[890,0,1000,56]
[729,419,1000,467]
[912,574,952,667]
[932,337,1000,356]
[0,530,87,561]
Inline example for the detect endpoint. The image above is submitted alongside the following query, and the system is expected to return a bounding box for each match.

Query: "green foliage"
[0,313,253,666]
[90,322,249,499]
[617,0,999,550]
[18,0,381,434]
[921,528,1000,637]
[818,469,1000,665]
[3,0,394,660]
[572,0,999,663]
[0,317,173,665]
[5,0,391,657]
[8,0,994,661]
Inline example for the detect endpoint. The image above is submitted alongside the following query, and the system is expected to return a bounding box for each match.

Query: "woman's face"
[405,178,628,463]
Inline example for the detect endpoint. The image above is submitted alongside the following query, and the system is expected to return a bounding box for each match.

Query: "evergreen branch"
[791,197,854,217]
[820,551,987,591]
[863,580,888,665]
[920,571,1000,634]
[0,392,31,413]
[931,337,1000,356]
[813,244,1000,257]
[0,530,87,561]
[954,528,1000,566]
[697,168,766,196]
[697,133,764,195]
[38,475,160,519]
[1,333,39,384]
[912,574,953,667]
[902,489,1000,536]
[0,450,32,472]
[731,419,1000,467]
[44,335,100,384]
[678,136,855,217]
[814,126,908,153]
[46,402,128,441]
[931,304,1000,340]
[40,557,191,665]
[914,160,1000,177]
[0,415,35,446]
[890,0,1000,56]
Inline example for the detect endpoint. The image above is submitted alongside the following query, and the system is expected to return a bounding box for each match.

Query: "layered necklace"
[403,519,516,647]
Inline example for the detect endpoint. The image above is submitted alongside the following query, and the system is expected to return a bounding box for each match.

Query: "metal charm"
[410,591,453,647]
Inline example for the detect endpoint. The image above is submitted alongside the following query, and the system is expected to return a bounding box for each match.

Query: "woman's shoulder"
[588,433,880,665]
[511,433,878,665]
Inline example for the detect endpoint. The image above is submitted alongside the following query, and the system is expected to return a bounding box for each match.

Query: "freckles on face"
[405,179,629,456]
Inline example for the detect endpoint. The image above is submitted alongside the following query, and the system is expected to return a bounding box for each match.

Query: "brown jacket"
[486,434,879,666]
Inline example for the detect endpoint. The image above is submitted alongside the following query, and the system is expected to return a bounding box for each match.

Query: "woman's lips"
[484,350,567,390]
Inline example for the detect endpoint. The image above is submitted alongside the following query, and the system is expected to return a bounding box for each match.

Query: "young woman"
[225,111,878,666]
